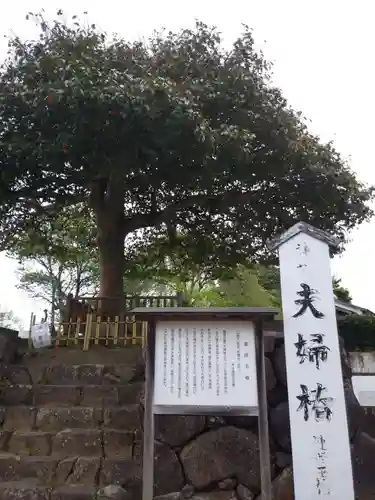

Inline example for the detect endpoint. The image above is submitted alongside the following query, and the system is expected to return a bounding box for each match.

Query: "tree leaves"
[0,307,22,330]
[333,277,352,303]
[7,204,99,320]
[0,11,373,279]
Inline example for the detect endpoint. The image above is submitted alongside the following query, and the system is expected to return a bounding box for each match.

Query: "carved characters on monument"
[293,283,325,319]
[296,383,333,422]
[291,247,334,495]
[294,333,330,369]
[293,280,332,425]
[314,434,331,496]
[271,223,354,499]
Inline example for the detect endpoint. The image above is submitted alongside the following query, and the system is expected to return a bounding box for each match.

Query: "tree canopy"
[0,11,373,302]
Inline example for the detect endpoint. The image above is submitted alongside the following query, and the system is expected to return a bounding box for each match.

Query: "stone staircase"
[0,345,144,499]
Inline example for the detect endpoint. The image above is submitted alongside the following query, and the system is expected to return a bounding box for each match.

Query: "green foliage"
[123,232,235,303]
[171,265,278,308]
[7,204,99,320]
[209,265,279,307]
[222,265,351,309]
[122,237,277,307]
[0,11,373,299]
[339,315,375,351]
[252,265,281,307]
[0,307,22,330]
[16,258,98,321]
[122,234,352,312]
[333,277,352,303]
[8,203,97,263]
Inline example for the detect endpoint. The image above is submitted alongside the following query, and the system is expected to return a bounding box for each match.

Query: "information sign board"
[153,320,258,414]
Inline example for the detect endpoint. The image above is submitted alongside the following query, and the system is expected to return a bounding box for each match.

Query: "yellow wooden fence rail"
[28,313,148,350]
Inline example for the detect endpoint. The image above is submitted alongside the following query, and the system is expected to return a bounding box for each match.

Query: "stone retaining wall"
[150,336,375,500]
[0,331,374,499]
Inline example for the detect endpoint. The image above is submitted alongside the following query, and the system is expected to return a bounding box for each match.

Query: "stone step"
[0,482,97,500]
[0,362,144,386]
[0,455,141,488]
[24,344,143,367]
[51,486,99,500]
[0,481,50,500]
[1,405,141,432]
[0,382,143,406]
[4,428,139,457]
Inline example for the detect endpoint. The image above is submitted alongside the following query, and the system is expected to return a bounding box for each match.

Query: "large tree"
[0,12,373,306]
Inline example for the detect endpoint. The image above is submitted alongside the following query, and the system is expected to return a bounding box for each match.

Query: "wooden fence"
[28,292,184,351]
[29,313,148,351]
[78,293,184,311]
[64,293,184,322]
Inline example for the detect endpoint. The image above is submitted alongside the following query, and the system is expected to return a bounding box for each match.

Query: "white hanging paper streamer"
[31,322,52,349]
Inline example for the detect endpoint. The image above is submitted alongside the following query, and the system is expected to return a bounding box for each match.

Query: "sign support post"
[255,320,272,500]
[134,307,278,500]
[143,320,155,500]
[269,222,355,500]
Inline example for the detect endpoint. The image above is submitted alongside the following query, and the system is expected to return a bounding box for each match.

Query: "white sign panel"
[352,375,375,406]
[349,352,375,374]
[153,320,258,414]
[276,226,354,499]
[31,322,52,349]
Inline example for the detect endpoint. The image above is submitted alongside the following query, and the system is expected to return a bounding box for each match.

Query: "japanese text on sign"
[153,320,258,410]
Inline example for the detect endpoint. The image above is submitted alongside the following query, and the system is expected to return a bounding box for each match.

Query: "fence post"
[176,291,186,306]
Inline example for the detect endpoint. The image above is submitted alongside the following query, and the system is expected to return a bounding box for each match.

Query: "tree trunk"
[90,176,126,317]
[50,287,55,325]
[97,222,125,317]
[98,232,124,298]
[75,268,82,299]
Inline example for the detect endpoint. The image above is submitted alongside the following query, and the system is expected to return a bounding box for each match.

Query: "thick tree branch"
[124,190,251,233]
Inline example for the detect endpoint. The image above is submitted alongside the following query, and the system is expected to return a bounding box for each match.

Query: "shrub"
[338,314,375,352]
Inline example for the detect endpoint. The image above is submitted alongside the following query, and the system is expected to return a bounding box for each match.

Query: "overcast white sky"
[0,0,374,329]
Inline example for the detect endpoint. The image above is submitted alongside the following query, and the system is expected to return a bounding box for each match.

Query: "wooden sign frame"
[133,307,278,500]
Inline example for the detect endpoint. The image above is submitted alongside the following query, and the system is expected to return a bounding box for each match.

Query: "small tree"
[333,277,352,303]
[8,205,99,321]
[16,258,98,323]
[0,307,22,330]
[123,232,235,303]
[124,238,278,307]
[0,12,372,309]
[209,265,278,307]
